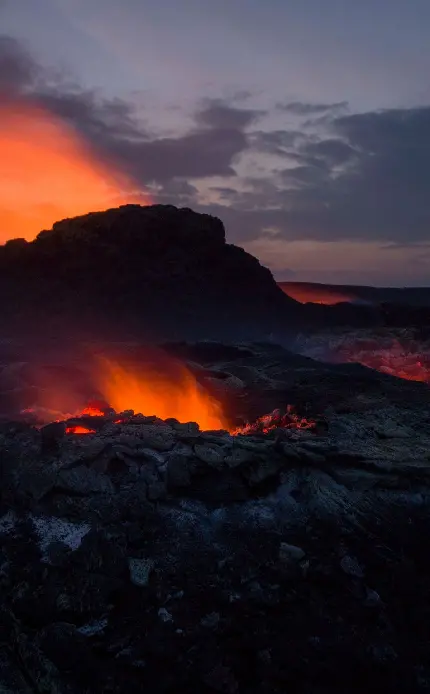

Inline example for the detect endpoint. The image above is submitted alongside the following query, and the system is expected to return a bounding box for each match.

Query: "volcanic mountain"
[0,204,304,342]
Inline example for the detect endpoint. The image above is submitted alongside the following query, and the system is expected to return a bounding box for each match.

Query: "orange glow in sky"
[0,99,149,243]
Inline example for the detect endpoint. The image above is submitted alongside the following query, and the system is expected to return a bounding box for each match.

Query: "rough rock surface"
[0,204,302,341]
[1,341,430,692]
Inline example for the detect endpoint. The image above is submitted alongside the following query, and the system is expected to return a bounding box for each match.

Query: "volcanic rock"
[0,204,302,341]
[1,341,430,692]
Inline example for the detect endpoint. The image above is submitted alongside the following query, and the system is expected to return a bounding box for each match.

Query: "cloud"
[201,105,430,250]
[0,35,256,185]
[0,35,39,93]
[195,98,265,129]
[250,129,307,155]
[276,100,348,116]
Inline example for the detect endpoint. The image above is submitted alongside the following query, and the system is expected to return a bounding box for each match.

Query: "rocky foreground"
[1,342,430,693]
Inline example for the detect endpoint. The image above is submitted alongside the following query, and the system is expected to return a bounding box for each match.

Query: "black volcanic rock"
[2,342,430,693]
[0,204,301,341]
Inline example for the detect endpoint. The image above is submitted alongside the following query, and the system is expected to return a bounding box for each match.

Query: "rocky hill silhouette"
[0,204,302,342]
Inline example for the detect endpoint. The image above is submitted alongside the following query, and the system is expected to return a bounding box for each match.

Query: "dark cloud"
[196,99,265,129]
[277,100,348,116]
[250,129,307,155]
[200,106,430,247]
[146,179,199,206]
[209,187,242,202]
[2,34,430,251]
[0,36,255,184]
[0,35,39,93]
[300,138,356,166]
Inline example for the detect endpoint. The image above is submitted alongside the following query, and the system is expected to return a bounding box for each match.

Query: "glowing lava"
[95,356,228,431]
[233,406,315,436]
[0,99,149,243]
[66,425,96,435]
[334,338,430,383]
[279,282,357,305]
[80,401,109,417]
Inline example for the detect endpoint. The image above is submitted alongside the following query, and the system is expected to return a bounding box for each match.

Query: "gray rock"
[138,447,167,466]
[18,464,58,501]
[147,479,167,501]
[128,557,154,587]
[234,438,273,453]
[200,611,220,628]
[0,644,35,693]
[57,466,115,495]
[140,432,176,452]
[194,442,225,469]
[13,632,71,694]
[118,434,142,449]
[279,542,306,563]
[158,607,173,622]
[224,446,258,467]
[171,421,200,436]
[140,467,166,500]
[281,442,301,461]
[79,438,108,461]
[375,422,412,439]
[363,587,382,607]
[296,447,327,464]
[200,432,232,445]
[243,456,282,485]
[167,453,192,487]
[40,421,66,450]
[340,554,364,578]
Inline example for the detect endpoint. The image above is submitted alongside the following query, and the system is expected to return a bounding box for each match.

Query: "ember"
[233,406,316,436]
[65,425,96,435]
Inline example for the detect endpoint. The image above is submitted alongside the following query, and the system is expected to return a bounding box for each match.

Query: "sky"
[1,0,430,286]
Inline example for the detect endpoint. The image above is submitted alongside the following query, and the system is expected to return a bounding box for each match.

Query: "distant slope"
[279,281,430,307]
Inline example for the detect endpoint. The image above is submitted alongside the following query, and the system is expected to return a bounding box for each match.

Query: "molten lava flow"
[95,356,228,431]
[334,338,430,383]
[299,332,430,385]
[279,282,357,305]
[0,99,149,243]
[233,406,316,436]
[80,400,110,417]
[65,425,96,435]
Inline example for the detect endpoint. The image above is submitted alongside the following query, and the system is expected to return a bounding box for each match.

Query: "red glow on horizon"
[0,99,150,244]
[280,282,357,305]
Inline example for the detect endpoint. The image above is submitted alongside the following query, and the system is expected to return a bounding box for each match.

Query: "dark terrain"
[0,204,302,342]
[1,207,430,692]
[0,203,416,345]
[1,340,430,693]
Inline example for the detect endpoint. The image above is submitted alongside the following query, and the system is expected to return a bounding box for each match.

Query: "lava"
[233,406,316,436]
[0,98,149,243]
[65,425,96,435]
[335,338,430,383]
[80,401,110,417]
[20,354,317,435]
[279,282,358,305]
[94,356,228,431]
[298,332,430,385]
